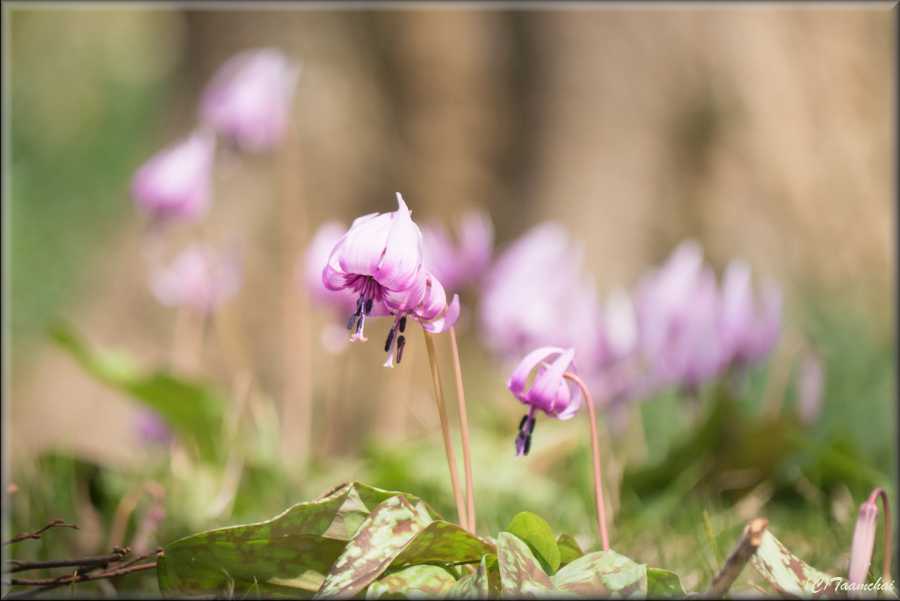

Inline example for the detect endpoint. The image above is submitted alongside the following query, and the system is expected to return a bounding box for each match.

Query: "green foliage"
[556,534,584,568]
[50,323,226,462]
[552,550,647,597]
[750,529,843,597]
[505,512,561,574]
[646,568,686,597]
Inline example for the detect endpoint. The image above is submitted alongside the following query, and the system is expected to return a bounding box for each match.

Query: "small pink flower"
[151,244,241,314]
[719,259,782,368]
[132,131,215,223]
[507,346,581,455]
[323,193,425,344]
[422,211,493,292]
[200,48,300,153]
[848,494,879,585]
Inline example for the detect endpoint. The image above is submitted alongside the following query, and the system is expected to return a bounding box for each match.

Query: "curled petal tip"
[395,192,409,214]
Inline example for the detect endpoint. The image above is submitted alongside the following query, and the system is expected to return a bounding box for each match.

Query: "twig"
[448,326,476,534]
[563,372,610,551]
[422,328,468,530]
[704,517,769,598]
[2,521,78,546]
[2,561,158,599]
[4,550,127,574]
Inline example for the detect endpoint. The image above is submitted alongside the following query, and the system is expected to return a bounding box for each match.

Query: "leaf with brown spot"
[551,550,647,598]
[365,565,457,599]
[496,532,554,597]
[750,529,844,597]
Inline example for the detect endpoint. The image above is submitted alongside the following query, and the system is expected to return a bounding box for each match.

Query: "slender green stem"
[448,326,476,533]
[422,329,468,530]
[563,372,610,550]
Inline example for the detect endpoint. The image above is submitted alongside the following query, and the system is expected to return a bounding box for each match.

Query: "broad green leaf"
[447,555,498,599]
[496,532,553,597]
[556,534,584,568]
[646,567,686,597]
[365,565,457,599]
[390,521,495,569]
[51,324,224,462]
[316,495,432,598]
[750,529,843,597]
[157,482,428,598]
[551,550,647,597]
[505,512,561,574]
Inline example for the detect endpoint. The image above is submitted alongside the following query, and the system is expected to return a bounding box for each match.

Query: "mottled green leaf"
[157,482,428,598]
[390,521,495,569]
[556,534,584,568]
[750,529,843,597]
[496,532,554,597]
[365,565,457,599]
[447,554,498,599]
[646,567,686,597]
[551,550,647,597]
[51,323,224,462]
[505,512,561,574]
[316,495,431,598]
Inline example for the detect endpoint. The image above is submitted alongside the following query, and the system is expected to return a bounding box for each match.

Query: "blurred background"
[5,4,895,596]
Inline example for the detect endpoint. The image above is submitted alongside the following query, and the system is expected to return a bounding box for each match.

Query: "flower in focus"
[200,48,300,153]
[322,192,426,344]
[151,244,241,315]
[480,223,600,363]
[507,346,581,456]
[132,130,215,224]
[422,210,493,292]
[848,493,879,585]
[301,221,356,315]
[719,259,783,369]
[796,352,824,425]
[135,409,172,446]
[635,241,724,392]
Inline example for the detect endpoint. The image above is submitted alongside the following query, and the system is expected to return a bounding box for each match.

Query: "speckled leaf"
[556,534,584,568]
[365,565,457,599]
[497,532,554,597]
[551,550,647,598]
[316,495,431,598]
[750,529,843,597]
[447,554,500,599]
[157,482,429,598]
[505,512,561,574]
[646,567,686,597]
[390,521,496,569]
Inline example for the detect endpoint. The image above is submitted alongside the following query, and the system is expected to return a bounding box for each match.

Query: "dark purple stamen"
[396,335,406,364]
[514,411,537,457]
[384,327,396,353]
[364,299,374,315]
[398,316,407,333]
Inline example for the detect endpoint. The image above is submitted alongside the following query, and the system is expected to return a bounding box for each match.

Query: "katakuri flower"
[507,346,581,456]
[480,223,600,363]
[132,130,215,224]
[422,210,493,292]
[848,492,880,585]
[200,48,300,153]
[151,244,241,315]
[719,259,782,369]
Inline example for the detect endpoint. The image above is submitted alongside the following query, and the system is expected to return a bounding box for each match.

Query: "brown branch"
[2,521,78,546]
[704,517,769,598]
[4,549,127,574]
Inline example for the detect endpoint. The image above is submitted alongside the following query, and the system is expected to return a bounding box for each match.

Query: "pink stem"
[868,488,893,583]
[563,371,610,551]
[449,326,476,533]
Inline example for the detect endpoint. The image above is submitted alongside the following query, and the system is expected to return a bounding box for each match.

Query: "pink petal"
[422,293,461,334]
[338,212,393,277]
[529,348,576,410]
[375,193,424,290]
[507,346,565,397]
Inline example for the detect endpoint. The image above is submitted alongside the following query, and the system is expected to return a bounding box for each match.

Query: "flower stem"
[868,488,893,583]
[449,326,476,533]
[422,329,468,530]
[563,371,610,551]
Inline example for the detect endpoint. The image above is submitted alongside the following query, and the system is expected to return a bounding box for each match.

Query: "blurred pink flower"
[200,48,300,153]
[635,241,724,392]
[323,193,425,343]
[480,223,600,363]
[302,221,356,314]
[151,244,241,314]
[848,494,879,584]
[508,346,581,455]
[131,131,215,223]
[719,259,782,369]
[422,211,493,292]
[135,409,172,446]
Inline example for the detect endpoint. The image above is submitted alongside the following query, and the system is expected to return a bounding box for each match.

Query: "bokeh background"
[5,4,896,596]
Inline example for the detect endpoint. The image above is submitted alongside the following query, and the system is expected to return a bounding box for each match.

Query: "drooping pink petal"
[422,294,461,334]
[529,348,576,413]
[375,193,424,291]
[337,212,394,277]
[507,346,564,397]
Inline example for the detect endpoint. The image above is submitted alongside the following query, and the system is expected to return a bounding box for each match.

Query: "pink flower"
[151,244,241,314]
[422,211,493,292]
[719,259,782,369]
[200,48,300,153]
[135,409,172,446]
[301,221,357,314]
[848,494,879,585]
[131,131,215,223]
[507,346,581,455]
[480,223,600,363]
